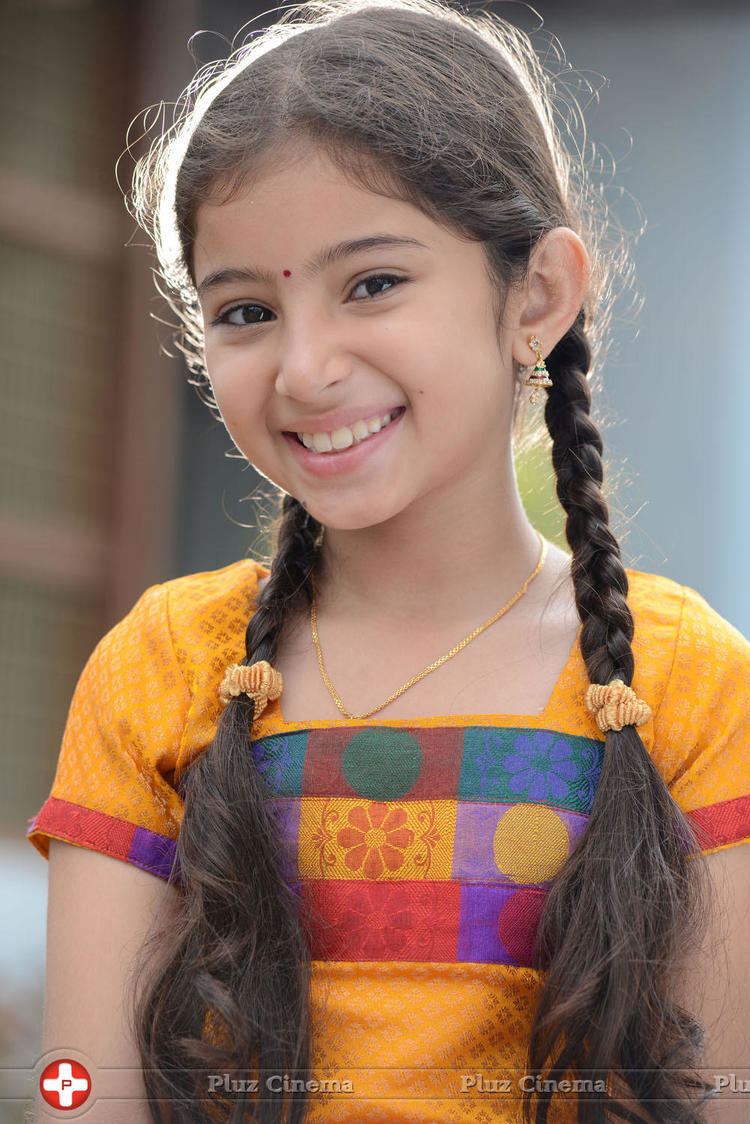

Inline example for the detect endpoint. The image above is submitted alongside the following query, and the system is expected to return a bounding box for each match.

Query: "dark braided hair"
[528,308,712,1121]
[133,495,323,1123]
[126,1,715,1120]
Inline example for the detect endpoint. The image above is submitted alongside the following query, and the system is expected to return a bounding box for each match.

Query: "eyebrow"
[196,234,429,299]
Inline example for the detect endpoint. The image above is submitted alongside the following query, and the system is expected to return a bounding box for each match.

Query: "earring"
[523,335,553,405]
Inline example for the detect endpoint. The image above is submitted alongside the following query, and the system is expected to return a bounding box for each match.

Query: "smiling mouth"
[285,406,407,453]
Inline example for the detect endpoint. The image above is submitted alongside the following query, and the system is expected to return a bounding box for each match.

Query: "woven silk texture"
[27,559,750,1122]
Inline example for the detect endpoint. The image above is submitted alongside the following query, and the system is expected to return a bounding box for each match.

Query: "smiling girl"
[27,1,750,1122]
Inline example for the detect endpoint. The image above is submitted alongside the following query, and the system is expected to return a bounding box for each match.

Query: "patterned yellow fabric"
[26,559,750,1122]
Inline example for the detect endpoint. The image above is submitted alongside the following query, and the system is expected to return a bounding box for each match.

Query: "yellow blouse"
[26,559,750,1122]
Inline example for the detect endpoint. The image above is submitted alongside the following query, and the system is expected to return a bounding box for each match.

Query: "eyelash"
[210,272,408,329]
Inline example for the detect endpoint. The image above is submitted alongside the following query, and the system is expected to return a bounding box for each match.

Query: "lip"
[282,406,406,478]
[282,404,405,434]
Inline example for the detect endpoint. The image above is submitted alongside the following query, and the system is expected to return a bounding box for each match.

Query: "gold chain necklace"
[310,529,548,720]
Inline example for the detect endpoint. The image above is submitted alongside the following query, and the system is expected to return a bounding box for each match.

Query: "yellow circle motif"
[493,805,570,883]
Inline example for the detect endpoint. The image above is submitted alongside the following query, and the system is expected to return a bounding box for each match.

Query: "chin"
[302,501,405,534]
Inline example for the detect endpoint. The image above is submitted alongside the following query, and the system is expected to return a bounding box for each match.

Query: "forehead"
[191,147,453,282]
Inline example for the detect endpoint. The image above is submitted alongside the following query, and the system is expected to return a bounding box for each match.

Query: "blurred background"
[1,0,748,1118]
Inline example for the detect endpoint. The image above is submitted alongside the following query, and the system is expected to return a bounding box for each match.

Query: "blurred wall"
[559,7,750,632]
[0,1,197,1114]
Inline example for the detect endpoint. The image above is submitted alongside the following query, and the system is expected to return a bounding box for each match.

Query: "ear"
[510,227,591,368]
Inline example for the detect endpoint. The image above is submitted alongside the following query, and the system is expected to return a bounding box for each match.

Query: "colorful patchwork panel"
[249,723,605,968]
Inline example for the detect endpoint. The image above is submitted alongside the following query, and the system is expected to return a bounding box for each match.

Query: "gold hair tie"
[584,678,652,733]
[218,659,284,718]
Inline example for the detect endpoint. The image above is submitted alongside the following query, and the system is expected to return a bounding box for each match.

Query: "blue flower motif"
[575,743,604,810]
[502,730,579,802]
[251,734,293,793]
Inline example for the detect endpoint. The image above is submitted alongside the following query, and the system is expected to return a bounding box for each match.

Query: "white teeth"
[298,410,400,454]
[311,431,333,452]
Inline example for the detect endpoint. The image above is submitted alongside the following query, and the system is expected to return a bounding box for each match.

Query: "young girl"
[27,1,750,1121]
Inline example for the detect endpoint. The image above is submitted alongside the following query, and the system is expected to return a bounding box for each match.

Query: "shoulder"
[92,555,270,780]
[159,557,268,674]
[623,566,749,722]
[154,557,269,777]
[624,568,750,845]
[623,565,749,699]
[97,557,269,696]
[623,565,686,637]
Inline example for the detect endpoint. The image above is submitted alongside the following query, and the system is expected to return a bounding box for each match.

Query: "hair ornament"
[585,678,652,733]
[219,659,284,716]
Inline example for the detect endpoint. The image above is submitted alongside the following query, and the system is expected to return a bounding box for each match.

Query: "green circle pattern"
[341,729,423,799]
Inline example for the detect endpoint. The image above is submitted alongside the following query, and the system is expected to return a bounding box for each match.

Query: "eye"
[210,303,273,329]
[348,272,406,301]
[210,272,407,329]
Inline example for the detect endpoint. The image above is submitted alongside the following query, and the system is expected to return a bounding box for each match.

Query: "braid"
[244,494,322,664]
[136,494,322,1124]
[546,311,634,686]
[520,310,713,1123]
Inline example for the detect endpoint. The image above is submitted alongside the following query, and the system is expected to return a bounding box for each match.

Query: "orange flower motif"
[336,802,414,879]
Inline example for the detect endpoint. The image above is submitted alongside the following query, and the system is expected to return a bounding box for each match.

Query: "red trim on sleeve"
[28,796,136,859]
[686,793,750,851]
[26,796,181,882]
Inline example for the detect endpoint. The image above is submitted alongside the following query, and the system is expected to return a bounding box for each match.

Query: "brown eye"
[349,273,406,300]
[213,303,274,328]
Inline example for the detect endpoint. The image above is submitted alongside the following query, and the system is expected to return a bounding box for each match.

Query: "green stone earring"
[523,335,553,405]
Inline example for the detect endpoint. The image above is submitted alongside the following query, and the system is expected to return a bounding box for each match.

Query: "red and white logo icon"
[39,1059,92,1109]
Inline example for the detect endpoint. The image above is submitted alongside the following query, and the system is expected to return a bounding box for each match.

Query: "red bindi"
[282,269,292,277]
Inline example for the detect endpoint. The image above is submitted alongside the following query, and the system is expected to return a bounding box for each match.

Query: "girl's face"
[193,145,520,532]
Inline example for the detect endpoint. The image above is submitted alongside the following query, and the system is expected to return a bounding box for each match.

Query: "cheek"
[206,359,269,450]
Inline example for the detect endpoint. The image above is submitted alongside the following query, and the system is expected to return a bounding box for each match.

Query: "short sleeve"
[653,583,750,856]
[25,582,191,883]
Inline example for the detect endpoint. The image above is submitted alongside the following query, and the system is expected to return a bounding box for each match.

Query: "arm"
[644,583,750,1121]
[603,845,750,1124]
[33,840,182,1124]
[672,843,750,1124]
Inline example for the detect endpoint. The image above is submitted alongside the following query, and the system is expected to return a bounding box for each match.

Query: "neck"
[314,480,550,631]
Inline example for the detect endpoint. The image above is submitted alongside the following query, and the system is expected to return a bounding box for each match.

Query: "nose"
[273,311,352,401]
